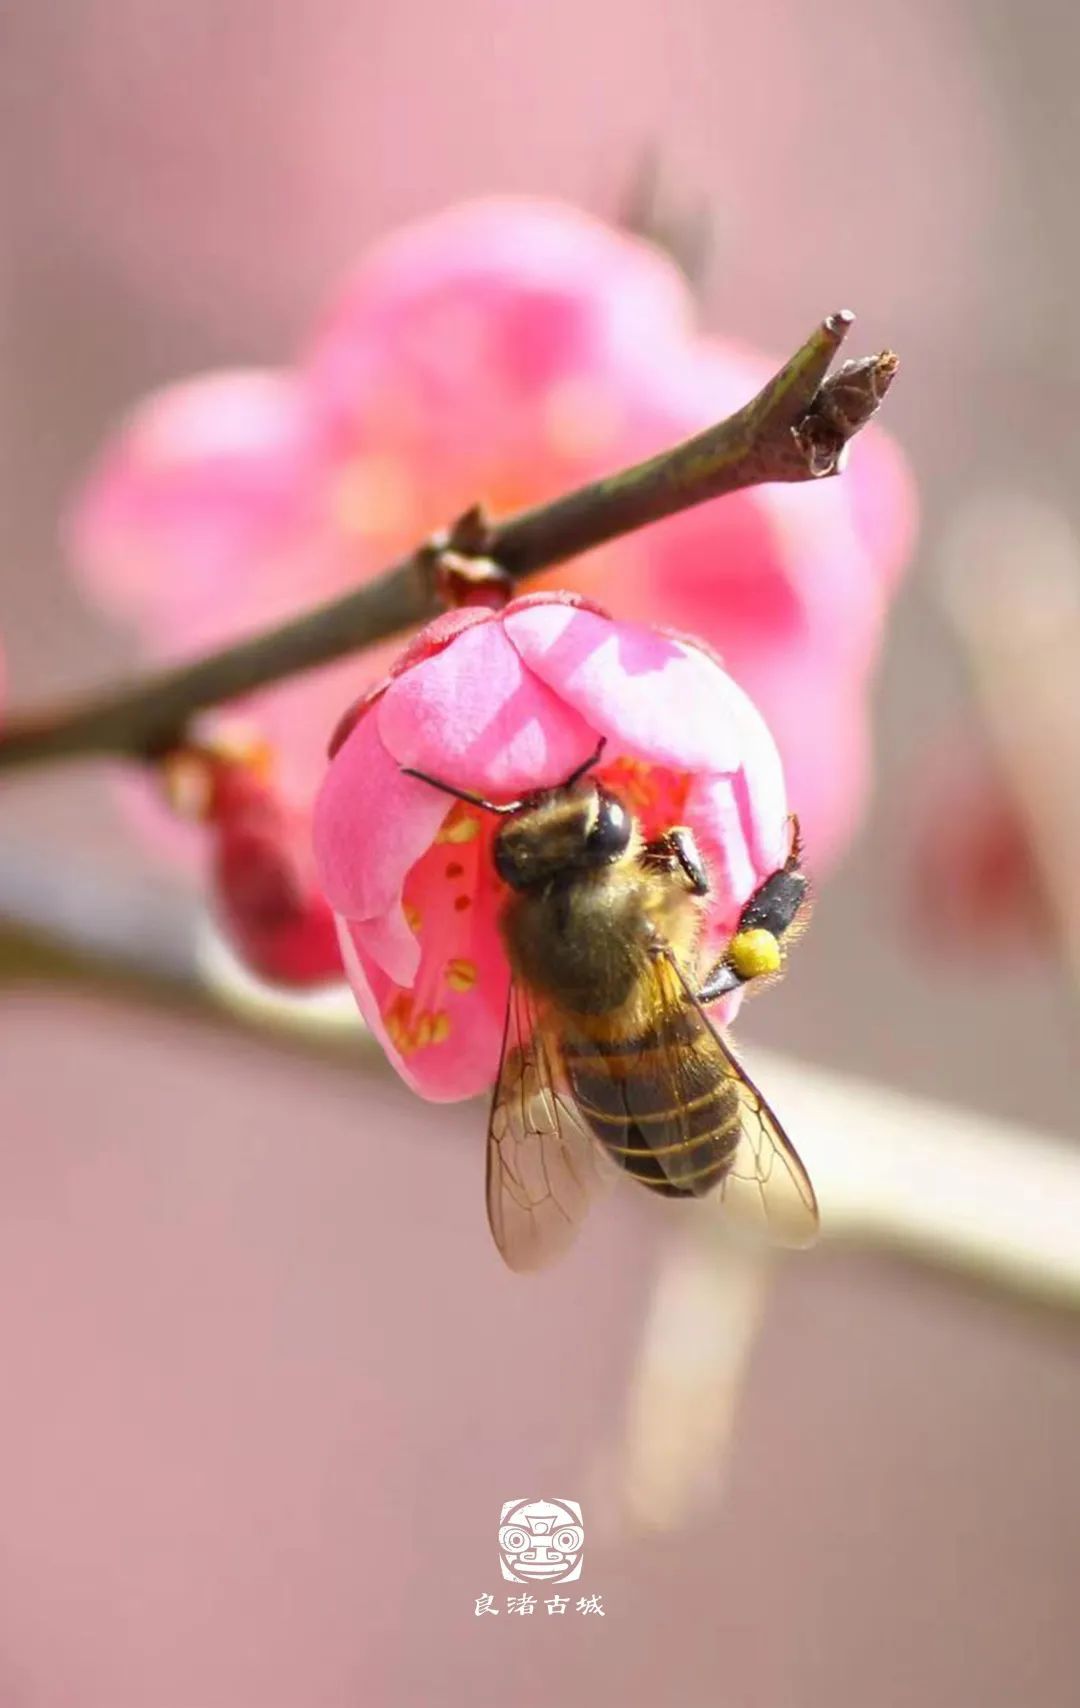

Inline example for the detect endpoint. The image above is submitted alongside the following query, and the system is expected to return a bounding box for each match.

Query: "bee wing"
[486,979,615,1272]
[654,950,820,1247]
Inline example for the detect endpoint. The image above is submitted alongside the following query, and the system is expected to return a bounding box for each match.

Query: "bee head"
[494,783,633,892]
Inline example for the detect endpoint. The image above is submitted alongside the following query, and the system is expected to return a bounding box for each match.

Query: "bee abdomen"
[562,1020,740,1198]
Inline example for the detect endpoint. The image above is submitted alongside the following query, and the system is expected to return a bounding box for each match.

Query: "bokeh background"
[2,3,1079,1705]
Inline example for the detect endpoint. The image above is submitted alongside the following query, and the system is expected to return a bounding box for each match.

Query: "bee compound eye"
[494,831,529,889]
[586,792,631,859]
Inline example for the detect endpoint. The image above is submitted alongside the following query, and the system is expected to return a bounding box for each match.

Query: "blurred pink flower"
[166,745,342,988]
[314,593,789,1101]
[67,196,915,861]
[905,730,1049,958]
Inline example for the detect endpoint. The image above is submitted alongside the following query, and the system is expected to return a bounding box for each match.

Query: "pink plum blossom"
[905,728,1049,958]
[67,197,915,866]
[165,745,342,988]
[314,593,790,1102]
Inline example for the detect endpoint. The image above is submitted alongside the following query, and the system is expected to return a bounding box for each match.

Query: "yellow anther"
[446,957,478,993]
[435,813,480,845]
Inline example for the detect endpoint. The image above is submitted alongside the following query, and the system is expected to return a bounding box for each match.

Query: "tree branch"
[0,312,896,774]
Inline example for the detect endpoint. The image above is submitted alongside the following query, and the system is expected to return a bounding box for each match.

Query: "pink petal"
[596,336,908,678]
[334,917,423,1091]
[846,422,920,595]
[336,896,507,1103]
[387,812,510,1093]
[503,603,749,773]
[66,369,326,652]
[387,606,496,676]
[733,654,871,874]
[376,615,597,799]
[683,774,759,943]
[348,908,424,990]
[721,686,790,878]
[312,706,448,934]
[305,197,692,443]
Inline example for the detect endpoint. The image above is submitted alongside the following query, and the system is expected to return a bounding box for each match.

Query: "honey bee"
[404,741,818,1270]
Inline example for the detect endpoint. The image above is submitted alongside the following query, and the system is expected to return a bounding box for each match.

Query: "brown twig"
[0,312,896,774]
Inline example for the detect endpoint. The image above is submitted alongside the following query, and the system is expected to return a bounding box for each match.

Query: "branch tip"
[792,347,899,478]
[824,308,857,338]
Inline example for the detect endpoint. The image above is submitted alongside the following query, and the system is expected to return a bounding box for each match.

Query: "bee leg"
[698,844,811,1004]
[697,959,745,1004]
[736,864,809,938]
[642,826,709,896]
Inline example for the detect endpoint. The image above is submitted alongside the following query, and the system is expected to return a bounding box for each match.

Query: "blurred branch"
[618,149,715,289]
[0,312,896,775]
[0,844,213,1006]
[752,1050,1080,1314]
[5,843,1080,1318]
[0,842,362,1058]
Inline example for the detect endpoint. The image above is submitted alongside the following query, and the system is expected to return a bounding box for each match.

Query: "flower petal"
[722,693,790,878]
[312,705,448,924]
[66,370,325,652]
[349,908,423,988]
[684,773,759,945]
[377,614,597,799]
[733,654,870,873]
[305,197,693,445]
[335,916,422,1089]
[336,905,507,1103]
[503,603,748,773]
[846,423,920,596]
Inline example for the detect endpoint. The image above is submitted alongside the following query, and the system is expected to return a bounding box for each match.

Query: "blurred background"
[2,3,1079,1705]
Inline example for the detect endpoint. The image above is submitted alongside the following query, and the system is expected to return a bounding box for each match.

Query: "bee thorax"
[500,876,651,1016]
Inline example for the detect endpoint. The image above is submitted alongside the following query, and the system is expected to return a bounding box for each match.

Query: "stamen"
[446,958,478,992]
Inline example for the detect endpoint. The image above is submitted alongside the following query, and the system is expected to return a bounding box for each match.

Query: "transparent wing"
[486,979,615,1272]
[654,950,820,1247]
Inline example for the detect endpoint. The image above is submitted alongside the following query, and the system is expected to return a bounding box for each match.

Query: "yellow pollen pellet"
[446,958,478,993]
[728,928,782,981]
[431,1012,452,1044]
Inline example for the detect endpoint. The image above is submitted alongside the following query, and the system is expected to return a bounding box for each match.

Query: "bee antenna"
[561,737,608,789]
[400,767,521,815]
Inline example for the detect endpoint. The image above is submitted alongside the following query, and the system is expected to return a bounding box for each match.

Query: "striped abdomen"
[560,1003,741,1198]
